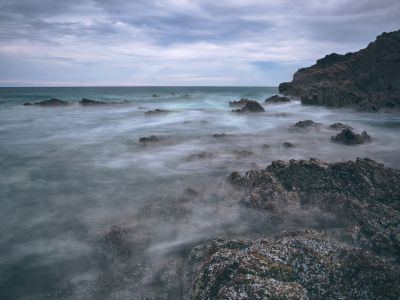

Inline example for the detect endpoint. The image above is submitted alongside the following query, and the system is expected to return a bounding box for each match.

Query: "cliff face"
[279,30,400,110]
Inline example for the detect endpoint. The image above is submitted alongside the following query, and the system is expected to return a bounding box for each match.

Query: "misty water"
[1,87,400,299]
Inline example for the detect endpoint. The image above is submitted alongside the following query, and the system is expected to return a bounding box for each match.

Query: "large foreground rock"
[279,30,400,110]
[228,158,400,256]
[187,230,400,299]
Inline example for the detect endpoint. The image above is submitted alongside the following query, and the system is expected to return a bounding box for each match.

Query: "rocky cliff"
[279,30,400,110]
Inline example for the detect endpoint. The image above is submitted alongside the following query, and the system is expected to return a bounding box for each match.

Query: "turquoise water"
[0,87,400,299]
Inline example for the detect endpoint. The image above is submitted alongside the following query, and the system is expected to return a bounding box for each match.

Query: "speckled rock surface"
[187,230,400,299]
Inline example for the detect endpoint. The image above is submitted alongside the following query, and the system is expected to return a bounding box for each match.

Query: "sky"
[0,0,399,87]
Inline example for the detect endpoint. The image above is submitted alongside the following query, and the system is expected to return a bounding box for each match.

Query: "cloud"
[0,0,398,86]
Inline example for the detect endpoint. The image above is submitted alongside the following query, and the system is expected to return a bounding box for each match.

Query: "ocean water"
[0,86,400,299]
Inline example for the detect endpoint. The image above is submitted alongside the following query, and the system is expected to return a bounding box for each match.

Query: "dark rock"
[265,95,290,103]
[80,98,108,105]
[279,30,400,110]
[232,100,265,113]
[228,157,400,256]
[290,120,322,129]
[80,98,129,105]
[331,128,372,145]
[138,135,160,143]
[152,94,159,97]
[145,109,170,115]
[212,133,228,138]
[229,98,249,107]
[282,142,295,148]
[233,150,254,158]
[24,98,69,106]
[186,151,214,161]
[187,230,400,299]
[329,122,354,130]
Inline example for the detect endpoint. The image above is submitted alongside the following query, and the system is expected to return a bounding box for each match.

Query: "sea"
[0,86,400,299]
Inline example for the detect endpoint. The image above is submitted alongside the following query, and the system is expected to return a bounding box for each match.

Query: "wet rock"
[282,142,295,148]
[24,98,69,106]
[138,135,161,143]
[187,230,400,299]
[212,133,228,138]
[265,95,290,103]
[331,128,372,145]
[186,151,214,161]
[233,150,254,158]
[152,94,159,97]
[229,98,249,107]
[80,98,108,105]
[279,30,400,110]
[145,109,171,115]
[329,122,354,130]
[290,120,322,129]
[232,100,265,113]
[228,157,400,256]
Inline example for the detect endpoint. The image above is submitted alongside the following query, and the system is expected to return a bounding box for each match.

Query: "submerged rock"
[331,128,372,145]
[290,120,322,129]
[279,30,400,110]
[185,151,215,161]
[79,98,129,105]
[265,95,290,103]
[232,100,265,113]
[212,133,228,138]
[138,135,161,143]
[23,98,69,106]
[145,109,171,115]
[329,122,354,130]
[80,98,108,105]
[187,230,400,299]
[282,142,295,148]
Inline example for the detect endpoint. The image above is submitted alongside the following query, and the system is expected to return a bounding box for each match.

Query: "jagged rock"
[23,98,69,106]
[138,135,161,143]
[187,230,400,299]
[228,158,400,256]
[290,120,322,129]
[279,30,400,110]
[145,109,171,115]
[331,128,372,145]
[229,98,249,107]
[329,122,354,130]
[265,95,290,103]
[232,100,265,113]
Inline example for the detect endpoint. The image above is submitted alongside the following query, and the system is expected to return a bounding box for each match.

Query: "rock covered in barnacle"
[331,128,372,145]
[228,158,400,256]
[186,230,400,299]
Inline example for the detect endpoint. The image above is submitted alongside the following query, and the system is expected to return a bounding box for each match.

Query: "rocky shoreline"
[279,29,400,111]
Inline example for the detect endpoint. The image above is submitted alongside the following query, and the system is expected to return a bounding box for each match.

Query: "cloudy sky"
[0,0,399,86]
